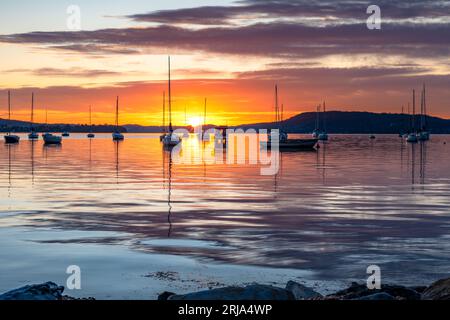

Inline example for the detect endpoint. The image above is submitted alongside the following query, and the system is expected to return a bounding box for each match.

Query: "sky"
[0,0,449,126]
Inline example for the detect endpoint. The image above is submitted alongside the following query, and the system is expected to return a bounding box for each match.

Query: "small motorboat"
[318,132,329,141]
[87,133,95,138]
[62,132,70,137]
[406,133,418,143]
[4,134,20,144]
[112,132,124,141]
[369,135,376,140]
[43,133,62,145]
[418,131,430,141]
[28,131,39,140]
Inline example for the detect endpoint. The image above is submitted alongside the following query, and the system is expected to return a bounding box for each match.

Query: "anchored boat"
[87,105,95,138]
[262,85,318,151]
[43,133,62,145]
[162,56,181,147]
[28,92,39,140]
[407,89,419,143]
[4,91,20,144]
[112,96,125,141]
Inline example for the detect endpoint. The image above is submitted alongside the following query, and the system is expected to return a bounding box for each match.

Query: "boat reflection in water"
[0,134,449,299]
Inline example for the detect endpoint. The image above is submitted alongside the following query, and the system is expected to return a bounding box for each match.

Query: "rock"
[328,282,420,300]
[168,284,295,300]
[422,278,450,300]
[0,282,64,301]
[410,286,427,294]
[158,291,176,301]
[354,293,395,300]
[61,295,96,301]
[285,281,322,300]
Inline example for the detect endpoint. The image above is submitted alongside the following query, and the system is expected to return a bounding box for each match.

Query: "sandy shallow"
[0,227,348,299]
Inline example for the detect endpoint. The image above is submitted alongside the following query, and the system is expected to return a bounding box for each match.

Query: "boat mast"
[412,89,416,133]
[274,84,279,126]
[316,104,321,132]
[204,98,207,127]
[163,91,166,133]
[323,101,327,132]
[420,88,424,131]
[423,84,427,130]
[89,105,92,130]
[30,92,35,132]
[8,90,11,134]
[31,93,34,123]
[116,96,119,129]
[168,56,173,133]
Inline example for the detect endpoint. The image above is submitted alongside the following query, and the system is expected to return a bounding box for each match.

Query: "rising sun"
[187,116,203,127]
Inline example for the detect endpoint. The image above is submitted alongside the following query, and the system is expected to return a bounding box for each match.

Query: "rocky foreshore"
[0,278,449,301]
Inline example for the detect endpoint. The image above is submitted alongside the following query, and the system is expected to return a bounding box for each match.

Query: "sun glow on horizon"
[187,116,204,127]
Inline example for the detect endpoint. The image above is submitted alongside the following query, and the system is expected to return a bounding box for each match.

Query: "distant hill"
[124,124,194,133]
[0,119,126,133]
[2,111,450,134]
[238,111,450,134]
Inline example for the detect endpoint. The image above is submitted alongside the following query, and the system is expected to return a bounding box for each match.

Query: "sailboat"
[183,104,189,138]
[87,105,95,138]
[162,56,181,147]
[28,92,39,140]
[112,96,125,140]
[202,98,210,141]
[418,84,430,141]
[4,91,20,144]
[312,105,320,138]
[42,106,62,145]
[318,101,329,141]
[160,92,167,141]
[406,89,418,143]
[62,110,70,137]
[262,85,317,150]
[42,107,62,145]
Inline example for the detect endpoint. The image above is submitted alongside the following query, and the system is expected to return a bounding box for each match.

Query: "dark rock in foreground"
[3,277,450,300]
[158,291,176,301]
[327,282,421,300]
[0,282,64,301]
[285,281,323,300]
[168,285,295,300]
[422,278,450,300]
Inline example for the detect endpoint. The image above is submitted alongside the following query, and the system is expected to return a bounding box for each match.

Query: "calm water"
[1,133,450,299]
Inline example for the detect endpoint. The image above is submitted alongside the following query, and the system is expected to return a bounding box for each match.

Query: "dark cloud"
[128,6,234,25]
[1,22,449,59]
[237,66,430,81]
[4,67,120,77]
[127,0,450,25]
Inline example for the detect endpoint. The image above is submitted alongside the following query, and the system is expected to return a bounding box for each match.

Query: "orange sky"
[1,1,450,126]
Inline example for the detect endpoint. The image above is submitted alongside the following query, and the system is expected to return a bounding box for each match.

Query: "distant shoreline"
[3,111,450,134]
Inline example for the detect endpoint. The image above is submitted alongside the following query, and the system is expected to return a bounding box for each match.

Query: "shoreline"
[1,277,449,300]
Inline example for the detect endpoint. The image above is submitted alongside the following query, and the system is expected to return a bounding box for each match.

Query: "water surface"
[1,133,449,298]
